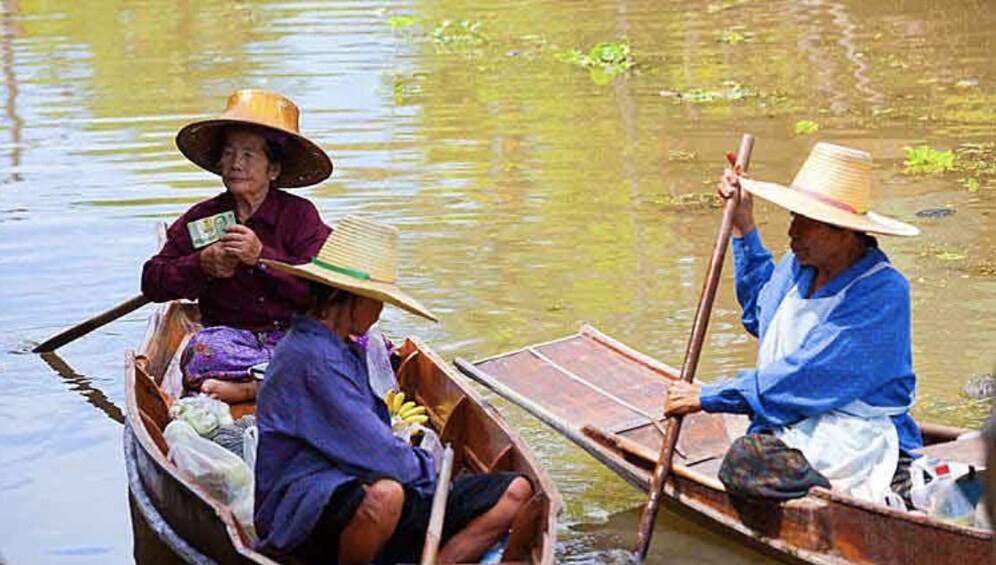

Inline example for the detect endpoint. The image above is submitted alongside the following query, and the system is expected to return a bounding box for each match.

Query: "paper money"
[186,211,237,249]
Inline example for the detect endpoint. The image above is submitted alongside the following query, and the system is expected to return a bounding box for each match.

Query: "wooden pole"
[33,294,151,353]
[632,134,754,562]
[420,444,455,565]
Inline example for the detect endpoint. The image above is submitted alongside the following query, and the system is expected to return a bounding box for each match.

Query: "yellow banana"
[384,390,396,410]
[399,404,426,420]
[396,401,416,417]
[391,391,406,414]
[405,414,428,426]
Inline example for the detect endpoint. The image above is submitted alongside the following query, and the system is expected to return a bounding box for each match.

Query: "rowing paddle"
[421,444,455,565]
[632,133,754,562]
[32,293,151,353]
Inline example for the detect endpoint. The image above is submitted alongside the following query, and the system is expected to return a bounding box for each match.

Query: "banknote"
[186,211,237,249]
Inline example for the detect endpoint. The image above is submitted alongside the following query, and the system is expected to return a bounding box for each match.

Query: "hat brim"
[176,118,333,189]
[260,259,438,322]
[740,179,920,237]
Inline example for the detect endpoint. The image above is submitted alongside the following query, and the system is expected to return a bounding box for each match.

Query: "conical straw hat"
[261,216,436,322]
[176,89,333,189]
[740,143,919,237]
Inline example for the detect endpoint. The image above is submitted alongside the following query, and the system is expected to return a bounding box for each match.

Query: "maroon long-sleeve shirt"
[141,189,331,331]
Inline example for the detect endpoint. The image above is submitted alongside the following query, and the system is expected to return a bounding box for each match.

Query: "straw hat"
[261,216,437,322]
[740,143,919,237]
[176,89,333,188]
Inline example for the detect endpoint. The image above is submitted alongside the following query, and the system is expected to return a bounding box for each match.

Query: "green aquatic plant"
[431,20,487,48]
[715,29,746,44]
[678,81,753,104]
[387,15,418,28]
[794,120,820,135]
[385,72,425,105]
[954,142,996,192]
[903,146,955,175]
[557,40,634,85]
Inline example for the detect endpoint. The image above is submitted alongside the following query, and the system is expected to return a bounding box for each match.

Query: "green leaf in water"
[387,15,417,28]
[557,40,634,84]
[794,120,820,135]
[431,20,487,48]
[679,81,754,104]
[716,29,746,44]
[902,145,955,175]
[963,177,981,192]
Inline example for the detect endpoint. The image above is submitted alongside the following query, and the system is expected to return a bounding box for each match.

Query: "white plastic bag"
[418,427,445,474]
[243,425,259,471]
[364,326,398,398]
[169,394,235,437]
[164,420,254,529]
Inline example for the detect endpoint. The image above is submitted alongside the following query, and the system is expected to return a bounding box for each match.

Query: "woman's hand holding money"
[219,224,263,266]
[199,244,238,278]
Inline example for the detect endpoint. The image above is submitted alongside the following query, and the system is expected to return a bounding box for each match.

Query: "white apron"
[759,262,908,503]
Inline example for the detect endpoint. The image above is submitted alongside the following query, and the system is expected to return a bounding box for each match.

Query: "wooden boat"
[455,324,993,565]
[124,300,561,564]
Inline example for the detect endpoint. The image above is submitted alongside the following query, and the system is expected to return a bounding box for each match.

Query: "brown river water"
[0,0,992,563]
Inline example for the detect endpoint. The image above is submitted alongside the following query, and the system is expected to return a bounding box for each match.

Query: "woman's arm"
[260,201,331,305]
[141,217,212,301]
[731,228,775,337]
[302,357,436,492]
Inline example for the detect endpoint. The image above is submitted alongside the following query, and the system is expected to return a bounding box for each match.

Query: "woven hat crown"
[790,143,872,214]
[315,216,398,283]
[219,89,301,135]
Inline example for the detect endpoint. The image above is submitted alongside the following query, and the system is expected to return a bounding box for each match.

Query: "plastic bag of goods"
[169,394,234,437]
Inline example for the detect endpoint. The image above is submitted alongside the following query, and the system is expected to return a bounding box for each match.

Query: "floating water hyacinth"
[676,81,754,104]
[387,15,417,28]
[794,120,820,135]
[431,20,488,49]
[557,40,634,85]
[715,29,747,44]
[903,145,955,175]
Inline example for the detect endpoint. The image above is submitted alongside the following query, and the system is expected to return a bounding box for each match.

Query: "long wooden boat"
[455,324,993,565]
[124,300,561,564]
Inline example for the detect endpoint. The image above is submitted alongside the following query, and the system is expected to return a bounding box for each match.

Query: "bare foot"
[200,379,258,404]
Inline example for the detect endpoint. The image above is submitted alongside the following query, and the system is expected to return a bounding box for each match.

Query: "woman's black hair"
[858,232,879,249]
[261,136,286,165]
[308,281,352,316]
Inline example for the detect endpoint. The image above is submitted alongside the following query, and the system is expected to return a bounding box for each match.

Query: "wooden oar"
[420,444,455,565]
[33,293,150,353]
[632,133,754,562]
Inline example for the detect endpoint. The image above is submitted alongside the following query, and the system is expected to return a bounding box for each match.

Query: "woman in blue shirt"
[665,143,921,504]
[254,216,532,564]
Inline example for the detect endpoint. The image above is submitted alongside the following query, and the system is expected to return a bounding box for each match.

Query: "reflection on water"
[0,0,992,562]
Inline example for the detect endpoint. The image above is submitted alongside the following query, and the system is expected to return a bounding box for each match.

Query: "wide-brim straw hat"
[740,142,919,237]
[261,216,437,322]
[176,89,333,189]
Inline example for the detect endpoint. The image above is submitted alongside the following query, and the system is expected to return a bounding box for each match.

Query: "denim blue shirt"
[254,315,435,554]
[700,229,922,455]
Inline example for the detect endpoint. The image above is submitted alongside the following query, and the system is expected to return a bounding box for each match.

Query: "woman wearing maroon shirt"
[142,90,332,403]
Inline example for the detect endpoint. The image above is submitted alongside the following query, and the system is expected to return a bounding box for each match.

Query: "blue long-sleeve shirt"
[254,315,435,555]
[700,229,922,455]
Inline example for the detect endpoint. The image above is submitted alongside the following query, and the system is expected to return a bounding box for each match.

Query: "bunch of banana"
[383,390,429,428]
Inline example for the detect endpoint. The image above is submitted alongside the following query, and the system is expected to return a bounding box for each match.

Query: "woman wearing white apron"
[665,143,921,505]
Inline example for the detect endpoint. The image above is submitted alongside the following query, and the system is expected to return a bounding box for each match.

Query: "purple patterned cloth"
[180,326,286,391]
